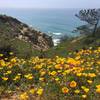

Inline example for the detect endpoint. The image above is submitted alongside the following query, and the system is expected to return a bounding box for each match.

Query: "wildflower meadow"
[0,47,100,100]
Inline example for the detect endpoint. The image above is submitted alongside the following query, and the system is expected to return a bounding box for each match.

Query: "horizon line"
[0,7,100,9]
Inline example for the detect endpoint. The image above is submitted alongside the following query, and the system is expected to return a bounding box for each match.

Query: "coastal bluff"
[0,15,54,51]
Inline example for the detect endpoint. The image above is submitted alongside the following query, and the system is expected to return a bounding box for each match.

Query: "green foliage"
[46,32,100,58]
[0,36,41,59]
[76,9,100,36]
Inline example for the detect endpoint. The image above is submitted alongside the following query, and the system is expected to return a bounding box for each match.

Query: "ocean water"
[0,8,85,45]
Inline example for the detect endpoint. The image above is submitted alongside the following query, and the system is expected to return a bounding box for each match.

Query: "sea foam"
[53,39,60,46]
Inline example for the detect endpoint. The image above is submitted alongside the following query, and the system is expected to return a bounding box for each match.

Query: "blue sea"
[0,8,85,45]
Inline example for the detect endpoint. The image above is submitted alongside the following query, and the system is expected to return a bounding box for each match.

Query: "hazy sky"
[0,0,100,8]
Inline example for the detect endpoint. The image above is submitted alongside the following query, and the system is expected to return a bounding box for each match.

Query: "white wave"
[52,32,62,35]
[53,39,60,46]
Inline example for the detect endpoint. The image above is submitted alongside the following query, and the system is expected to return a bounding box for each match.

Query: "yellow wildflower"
[88,73,96,78]
[40,71,46,76]
[76,73,82,77]
[13,75,21,81]
[87,80,93,84]
[96,88,100,93]
[39,77,44,81]
[0,60,6,67]
[2,77,8,81]
[62,87,69,94]
[0,54,3,57]
[96,85,100,89]
[5,70,12,75]
[10,58,17,63]
[50,71,57,76]
[83,88,89,93]
[55,77,60,81]
[55,64,62,69]
[24,74,33,80]
[29,88,35,94]
[74,89,80,94]
[70,81,77,88]
[9,52,14,55]
[36,88,43,95]
[82,94,87,99]
[19,92,29,100]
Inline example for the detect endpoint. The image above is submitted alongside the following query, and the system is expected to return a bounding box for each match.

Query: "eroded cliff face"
[0,15,54,51]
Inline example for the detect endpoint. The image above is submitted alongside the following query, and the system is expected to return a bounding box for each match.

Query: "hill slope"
[0,15,53,50]
[0,15,54,58]
[46,32,100,57]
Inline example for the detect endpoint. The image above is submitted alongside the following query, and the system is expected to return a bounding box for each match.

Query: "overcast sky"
[0,0,100,9]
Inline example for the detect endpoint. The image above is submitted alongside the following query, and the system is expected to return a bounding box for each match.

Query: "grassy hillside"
[0,15,53,58]
[46,30,100,58]
[0,36,42,59]
[1,27,100,59]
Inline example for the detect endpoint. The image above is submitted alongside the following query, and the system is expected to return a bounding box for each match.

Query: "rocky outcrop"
[0,15,54,51]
